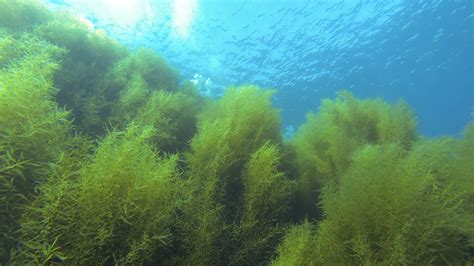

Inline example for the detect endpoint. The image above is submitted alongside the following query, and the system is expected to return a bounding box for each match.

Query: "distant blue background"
[47,0,474,137]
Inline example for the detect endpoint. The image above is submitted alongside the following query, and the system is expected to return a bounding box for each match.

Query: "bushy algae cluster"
[0,1,472,265]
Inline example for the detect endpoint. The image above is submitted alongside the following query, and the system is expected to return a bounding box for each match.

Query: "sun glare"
[172,0,197,38]
[62,0,197,36]
[66,0,151,27]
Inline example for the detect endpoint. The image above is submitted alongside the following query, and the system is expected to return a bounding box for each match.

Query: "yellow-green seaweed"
[0,0,50,30]
[312,143,471,264]
[234,142,296,264]
[0,32,73,263]
[16,125,180,265]
[0,1,472,265]
[271,220,317,266]
[181,85,290,264]
[292,90,418,218]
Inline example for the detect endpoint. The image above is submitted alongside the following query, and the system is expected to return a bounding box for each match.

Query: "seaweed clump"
[0,33,73,263]
[181,86,295,265]
[0,1,200,263]
[16,126,180,265]
[114,80,205,153]
[271,220,317,266]
[75,47,182,136]
[292,90,418,218]
[0,0,50,30]
[313,143,472,264]
[273,125,473,264]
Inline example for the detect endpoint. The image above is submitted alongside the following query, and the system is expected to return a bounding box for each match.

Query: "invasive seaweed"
[312,143,472,264]
[274,133,473,264]
[68,46,182,137]
[292,90,418,218]
[271,220,317,266]
[16,125,180,265]
[1,1,472,265]
[0,33,64,69]
[116,80,205,153]
[33,11,127,136]
[0,0,50,30]
[452,123,474,220]
[181,85,289,264]
[234,142,296,264]
[106,48,180,93]
[0,3,201,262]
[0,33,72,263]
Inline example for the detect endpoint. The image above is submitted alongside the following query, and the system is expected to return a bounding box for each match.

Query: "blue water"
[47,0,474,137]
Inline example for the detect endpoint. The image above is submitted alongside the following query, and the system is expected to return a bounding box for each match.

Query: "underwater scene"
[0,0,472,265]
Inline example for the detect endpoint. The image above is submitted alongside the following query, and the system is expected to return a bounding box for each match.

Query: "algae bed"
[0,1,473,265]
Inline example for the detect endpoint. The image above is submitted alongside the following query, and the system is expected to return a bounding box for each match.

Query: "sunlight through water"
[171,0,197,38]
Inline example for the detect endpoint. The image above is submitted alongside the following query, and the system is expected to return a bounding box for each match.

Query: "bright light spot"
[145,1,155,22]
[172,0,197,38]
[78,16,94,29]
[65,0,153,27]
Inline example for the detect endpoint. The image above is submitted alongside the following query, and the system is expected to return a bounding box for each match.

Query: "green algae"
[313,143,470,264]
[180,85,293,265]
[0,32,73,264]
[274,129,473,265]
[16,125,180,264]
[271,220,317,266]
[292,90,418,218]
[0,0,50,30]
[0,1,472,265]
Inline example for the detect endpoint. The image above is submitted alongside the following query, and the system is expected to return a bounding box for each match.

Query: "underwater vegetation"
[292,90,418,218]
[0,1,472,265]
[274,137,473,265]
[180,86,295,265]
[16,125,180,264]
[0,31,73,263]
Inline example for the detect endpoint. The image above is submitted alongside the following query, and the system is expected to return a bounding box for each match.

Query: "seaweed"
[0,1,472,264]
[105,48,180,93]
[117,81,205,153]
[0,34,70,175]
[16,125,180,265]
[271,220,317,266]
[0,32,73,263]
[234,142,296,264]
[32,11,127,136]
[313,143,471,264]
[181,85,286,264]
[274,137,473,264]
[0,0,50,30]
[292,90,418,218]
